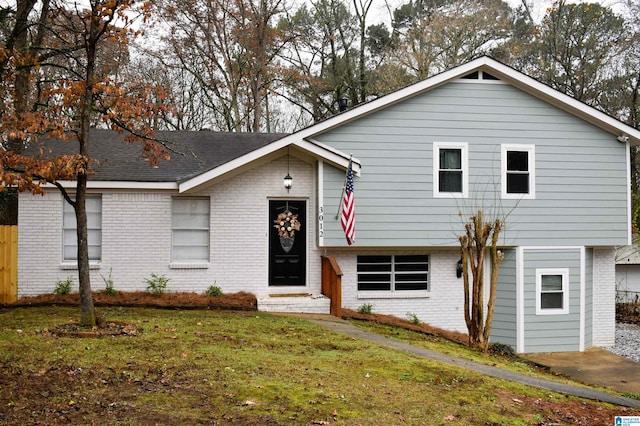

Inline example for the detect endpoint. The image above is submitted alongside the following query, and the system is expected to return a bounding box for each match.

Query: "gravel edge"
[607,323,640,363]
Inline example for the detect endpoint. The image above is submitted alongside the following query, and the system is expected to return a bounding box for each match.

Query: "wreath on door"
[273,210,301,238]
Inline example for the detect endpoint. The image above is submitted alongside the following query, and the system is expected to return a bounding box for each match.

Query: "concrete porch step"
[257,293,331,314]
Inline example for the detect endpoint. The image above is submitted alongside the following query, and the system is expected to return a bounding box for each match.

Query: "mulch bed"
[5,291,257,311]
[46,321,140,338]
[342,308,471,346]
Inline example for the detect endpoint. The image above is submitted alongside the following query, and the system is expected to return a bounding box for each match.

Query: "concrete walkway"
[301,314,640,408]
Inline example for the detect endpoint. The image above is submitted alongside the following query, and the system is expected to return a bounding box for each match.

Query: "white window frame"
[433,142,468,198]
[62,194,102,265]
[535,268,569,315]
[171,197,210,266]
[501,144,535,200]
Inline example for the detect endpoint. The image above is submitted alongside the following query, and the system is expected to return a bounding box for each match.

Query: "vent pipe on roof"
[338,98,348,112]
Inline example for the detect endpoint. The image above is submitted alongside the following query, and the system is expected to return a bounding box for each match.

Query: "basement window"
[357,255,429,292]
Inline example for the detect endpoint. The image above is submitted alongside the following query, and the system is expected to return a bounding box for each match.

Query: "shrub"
[488,342,515,357]
[206,285,223,297]
[101,268,117,296]
[145,273,169,296]
[358,303,373,314]
[406,312,421,325]
[53,277,73,295]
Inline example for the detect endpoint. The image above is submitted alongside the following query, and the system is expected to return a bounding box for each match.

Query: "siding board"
[319,81,628,248]
[491,249,517,347]
[522,249,582,352]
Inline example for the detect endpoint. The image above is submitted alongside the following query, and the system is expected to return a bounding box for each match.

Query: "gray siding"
[585,249,593,348]
[490,249,517,348]
[318,81,628,248]
[522,249,582,352]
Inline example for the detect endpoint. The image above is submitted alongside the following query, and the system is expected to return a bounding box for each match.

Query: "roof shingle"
[24,129,288,182]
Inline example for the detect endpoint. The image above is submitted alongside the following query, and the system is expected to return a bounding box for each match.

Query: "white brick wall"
[328,249,468,333]
[17,155,323,297]
[18,191,66,295]
[592,248,616,347]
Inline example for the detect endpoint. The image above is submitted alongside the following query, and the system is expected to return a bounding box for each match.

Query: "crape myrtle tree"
[459,210,504,351]
[0,0,172,326]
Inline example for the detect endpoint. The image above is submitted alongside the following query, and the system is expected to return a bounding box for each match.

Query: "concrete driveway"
[524,348,640,395]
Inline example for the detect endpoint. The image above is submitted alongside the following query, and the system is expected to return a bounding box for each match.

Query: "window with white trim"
[501,145,535,199]
[62,195,102,262]
[433,142,468,197]
[357,255,429,291]
[171,197,210,263]
[536,268,569,315]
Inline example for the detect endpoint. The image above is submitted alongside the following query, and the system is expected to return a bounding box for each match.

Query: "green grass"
[0,307,631,425]
[348,320,573,382]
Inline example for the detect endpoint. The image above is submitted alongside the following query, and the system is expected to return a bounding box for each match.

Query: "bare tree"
[149,0,288,132]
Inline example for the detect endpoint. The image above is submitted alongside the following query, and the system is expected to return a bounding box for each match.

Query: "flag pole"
[335,154,352,220]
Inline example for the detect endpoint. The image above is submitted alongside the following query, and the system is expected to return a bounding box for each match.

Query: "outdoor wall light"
[283,173,293,192]
[284,146,293,192]
[456,258,463,278]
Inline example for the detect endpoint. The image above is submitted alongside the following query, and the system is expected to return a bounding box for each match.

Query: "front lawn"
[1,307,638,425]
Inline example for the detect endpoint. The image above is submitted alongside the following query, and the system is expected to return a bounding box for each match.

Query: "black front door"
[269,200,306,286]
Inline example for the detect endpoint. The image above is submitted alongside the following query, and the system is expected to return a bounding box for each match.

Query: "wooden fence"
[0,225,18,303]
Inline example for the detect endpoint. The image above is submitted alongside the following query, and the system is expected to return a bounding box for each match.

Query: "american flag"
[341,159,355,245]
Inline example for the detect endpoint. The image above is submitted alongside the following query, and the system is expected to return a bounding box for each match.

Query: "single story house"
[17,57,640,353]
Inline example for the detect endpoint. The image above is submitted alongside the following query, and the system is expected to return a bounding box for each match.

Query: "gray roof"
[24,129,288,182]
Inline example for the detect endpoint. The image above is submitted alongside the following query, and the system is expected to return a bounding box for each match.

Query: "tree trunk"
[5,0,38,154]
[480,219,503,351]
[460,235,472,336]
[75,2,102,327]
[75,174,95,326]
